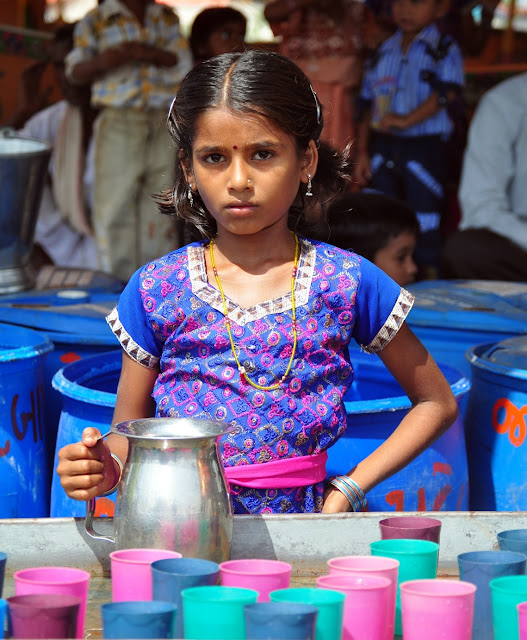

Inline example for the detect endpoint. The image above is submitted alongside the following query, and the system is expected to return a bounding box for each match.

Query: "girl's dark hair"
[155,49,351,239]
[189,8,247,61]
[310,191,420,259]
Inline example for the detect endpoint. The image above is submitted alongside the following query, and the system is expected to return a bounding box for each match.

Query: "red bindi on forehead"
[232,145,238,149]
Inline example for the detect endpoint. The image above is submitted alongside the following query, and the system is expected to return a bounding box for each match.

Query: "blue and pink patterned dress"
[107,237,413,514]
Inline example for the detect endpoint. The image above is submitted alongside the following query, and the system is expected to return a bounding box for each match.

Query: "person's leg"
[442,228,527,281]
[369,133,404,200]
[93,107,147,281]
[403,136,445,280]
[140,110,180,264]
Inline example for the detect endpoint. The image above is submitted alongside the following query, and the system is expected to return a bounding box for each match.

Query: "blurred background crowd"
[1,0,526,287]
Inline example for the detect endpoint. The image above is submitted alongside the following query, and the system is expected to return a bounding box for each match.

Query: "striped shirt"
[65,0,192,110]
[360,23,464,138]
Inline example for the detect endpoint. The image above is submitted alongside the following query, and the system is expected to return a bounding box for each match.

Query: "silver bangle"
[100,453,123,497]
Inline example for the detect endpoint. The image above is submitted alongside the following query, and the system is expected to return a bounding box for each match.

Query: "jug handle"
[85,498,115,543]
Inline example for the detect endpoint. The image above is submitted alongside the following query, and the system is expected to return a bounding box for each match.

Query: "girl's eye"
[253,150,273,160]
[204,153,225,164]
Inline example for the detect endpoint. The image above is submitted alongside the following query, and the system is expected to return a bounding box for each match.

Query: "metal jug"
[0,128,52,294]
[85,418,233,564]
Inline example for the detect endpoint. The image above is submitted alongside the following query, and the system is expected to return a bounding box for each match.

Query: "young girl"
[57,50,458,515]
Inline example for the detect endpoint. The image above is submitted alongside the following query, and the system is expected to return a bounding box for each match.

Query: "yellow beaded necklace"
[209,234,299,391]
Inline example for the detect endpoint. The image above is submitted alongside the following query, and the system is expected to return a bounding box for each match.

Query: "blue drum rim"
[466,342,527,382]
[51,352,120,407]
[0,324,53,362]
[344,362,470,414]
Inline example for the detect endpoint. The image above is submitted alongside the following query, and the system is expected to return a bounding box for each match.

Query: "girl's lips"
[225,203,258,213]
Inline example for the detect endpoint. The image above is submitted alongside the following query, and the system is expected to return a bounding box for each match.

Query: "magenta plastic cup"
[317,573,392,640]
[379,516,442,543]
[13,566,90,639]
[518,601,527,639]
[220,559,292,602]
[7,593,81,639]
[400,579,476,640]
[327,555,399,640]
[110,548,182,602]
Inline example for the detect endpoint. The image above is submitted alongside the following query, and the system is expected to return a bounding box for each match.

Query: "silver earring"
[187,186,194,206]
[306,174,313,197]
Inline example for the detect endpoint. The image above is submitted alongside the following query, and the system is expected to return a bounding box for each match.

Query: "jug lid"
[468,336,527,378]
[112,417,233,441]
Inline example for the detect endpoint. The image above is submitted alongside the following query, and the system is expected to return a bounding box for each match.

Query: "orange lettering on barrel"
[0,440,10,457]
[492,397,527,448]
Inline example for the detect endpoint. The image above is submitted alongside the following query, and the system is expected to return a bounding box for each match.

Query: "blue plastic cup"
[0,599,7,639]
[270,587,345,640]
[152,557,220,639]
[101,601,177,639]
[0,552,6,598]
[458,550,527,640]
[497,529,527,554]
[244,602,318,640]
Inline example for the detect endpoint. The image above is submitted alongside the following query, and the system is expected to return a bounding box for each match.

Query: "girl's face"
[374,230,418,286]
[184,107,317,239]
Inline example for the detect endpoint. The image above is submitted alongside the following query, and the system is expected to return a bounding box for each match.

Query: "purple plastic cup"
[7,593,81,639]
[379,516,442,543]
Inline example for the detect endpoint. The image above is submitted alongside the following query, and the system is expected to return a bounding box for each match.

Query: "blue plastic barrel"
[326,351,471,512]
[406,280,527,379]
[0,322,54,517]
[465,336,527,511]
[0,289,121,463]
[50,350,121,517]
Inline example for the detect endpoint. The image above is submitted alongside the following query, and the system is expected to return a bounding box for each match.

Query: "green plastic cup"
[370,538,439,636]
[490,575,527,640]
[182,585,258,640]
[270,587,345,640]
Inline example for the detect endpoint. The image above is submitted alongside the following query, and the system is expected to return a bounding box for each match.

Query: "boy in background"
[66,0,192,282]
[311,191,419,286]
[353,0,464,279]
[189,7,246,66]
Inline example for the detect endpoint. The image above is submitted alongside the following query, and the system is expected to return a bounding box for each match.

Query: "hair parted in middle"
[154,49,351,239]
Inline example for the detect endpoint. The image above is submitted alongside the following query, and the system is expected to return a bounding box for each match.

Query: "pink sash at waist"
[224,451,328,489]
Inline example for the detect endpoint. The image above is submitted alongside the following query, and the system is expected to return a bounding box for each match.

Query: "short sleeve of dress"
[353,257,415,353]
[106,268,161,369]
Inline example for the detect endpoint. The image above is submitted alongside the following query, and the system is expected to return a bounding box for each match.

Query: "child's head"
[313,191,419,285]
[159,50,350,239]
[391,0,446,37]
[190,8,247,63]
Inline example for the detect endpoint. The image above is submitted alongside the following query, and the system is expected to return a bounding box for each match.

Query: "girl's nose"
[228,159,251,192]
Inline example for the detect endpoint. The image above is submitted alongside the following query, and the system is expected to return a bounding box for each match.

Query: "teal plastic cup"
[270,587,345,640]
[370,538,439,636]
[182,585,258,640]
[490,575,527,640]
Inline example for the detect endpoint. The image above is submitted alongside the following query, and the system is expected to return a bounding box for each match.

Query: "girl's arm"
[56,352,158,501]
[323,322,458,513]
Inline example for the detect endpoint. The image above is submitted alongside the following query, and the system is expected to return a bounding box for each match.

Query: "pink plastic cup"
[219,559,292,602]
[317,573,392,640]
[13,567,90,640]
[518,601,527,639]
[400,579,476,640]
[327,556,399,640]
[379,516,442,543]
[110,548,182,602]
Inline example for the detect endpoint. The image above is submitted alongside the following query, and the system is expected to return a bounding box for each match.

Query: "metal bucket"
[0,128,52,294]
